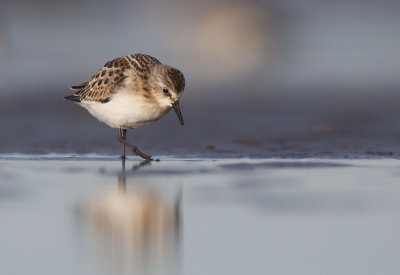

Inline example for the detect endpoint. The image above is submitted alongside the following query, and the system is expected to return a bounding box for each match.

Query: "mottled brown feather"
[70,54,161,103]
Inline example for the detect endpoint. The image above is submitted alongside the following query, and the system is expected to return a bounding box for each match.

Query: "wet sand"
[1,155,400,275]
[2,89,400,158]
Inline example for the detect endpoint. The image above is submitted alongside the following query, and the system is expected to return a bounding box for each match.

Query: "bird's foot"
[123,143,152,160]
[132,147,153,160]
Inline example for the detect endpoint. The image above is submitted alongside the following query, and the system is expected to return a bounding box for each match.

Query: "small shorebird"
[65,54,185,160]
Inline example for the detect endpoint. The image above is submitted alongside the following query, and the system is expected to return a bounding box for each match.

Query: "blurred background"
[1,0,400,157]
[2,2,400,273]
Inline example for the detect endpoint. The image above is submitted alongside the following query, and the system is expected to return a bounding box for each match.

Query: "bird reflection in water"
[82,159,181,275]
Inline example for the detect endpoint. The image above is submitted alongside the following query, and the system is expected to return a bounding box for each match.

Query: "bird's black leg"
[117,128,153,160]
[119,128,127,159]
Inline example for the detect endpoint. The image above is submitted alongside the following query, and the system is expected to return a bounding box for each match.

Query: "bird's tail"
[64,94,81,102]
[70,82,88,90]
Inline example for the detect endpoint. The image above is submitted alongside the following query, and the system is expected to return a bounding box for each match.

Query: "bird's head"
[150,64,185,125]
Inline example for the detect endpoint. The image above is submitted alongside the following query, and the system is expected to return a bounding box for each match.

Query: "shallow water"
[1,155,400,275]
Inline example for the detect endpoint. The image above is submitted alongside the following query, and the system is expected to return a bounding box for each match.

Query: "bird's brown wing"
[68,54,161,103]
[69,57,130,103]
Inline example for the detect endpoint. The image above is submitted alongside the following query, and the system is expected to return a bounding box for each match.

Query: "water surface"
[1,155,400,275]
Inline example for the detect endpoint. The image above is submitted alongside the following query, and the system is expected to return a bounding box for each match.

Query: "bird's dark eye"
[163,88,169,94]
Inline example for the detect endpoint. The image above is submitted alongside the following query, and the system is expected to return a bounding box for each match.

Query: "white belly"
[81,93,169,129]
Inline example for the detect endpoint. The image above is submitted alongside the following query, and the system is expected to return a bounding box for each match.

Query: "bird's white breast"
[80,91,169,129]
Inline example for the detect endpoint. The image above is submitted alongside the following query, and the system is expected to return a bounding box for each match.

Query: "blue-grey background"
[2,2,400,274]
[1,0,399,156]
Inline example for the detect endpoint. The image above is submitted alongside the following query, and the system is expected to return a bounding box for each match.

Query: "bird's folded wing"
[69,54,161,103]
[69,57,131,103]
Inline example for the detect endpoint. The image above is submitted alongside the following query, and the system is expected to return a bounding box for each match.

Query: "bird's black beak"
[172,101,184,125]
